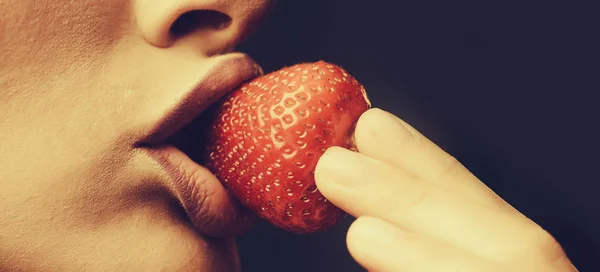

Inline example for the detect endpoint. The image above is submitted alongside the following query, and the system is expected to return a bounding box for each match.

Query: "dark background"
[237,1,599,271]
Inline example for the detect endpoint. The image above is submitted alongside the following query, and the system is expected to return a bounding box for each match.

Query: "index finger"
[354,108,510,211]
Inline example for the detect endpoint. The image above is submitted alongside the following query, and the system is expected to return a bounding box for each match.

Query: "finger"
[315,147,544,262]
[347,216,496,272]
[354,108,509,210]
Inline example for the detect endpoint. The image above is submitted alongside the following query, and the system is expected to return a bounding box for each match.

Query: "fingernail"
[315,147,365,187]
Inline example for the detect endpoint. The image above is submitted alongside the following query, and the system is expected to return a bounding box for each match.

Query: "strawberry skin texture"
[204,61,371,234]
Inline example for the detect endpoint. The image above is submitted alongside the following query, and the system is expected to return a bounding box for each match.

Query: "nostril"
[170,10,232,38]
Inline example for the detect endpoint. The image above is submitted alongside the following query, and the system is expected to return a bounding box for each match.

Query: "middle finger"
[354,109,508,211]
[315,147,545,262]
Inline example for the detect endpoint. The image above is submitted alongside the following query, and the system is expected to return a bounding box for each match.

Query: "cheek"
[0,0,140,154]
[0,0,134,79]
[0,0,137,128]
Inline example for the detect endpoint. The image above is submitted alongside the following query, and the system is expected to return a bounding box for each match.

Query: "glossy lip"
[138,53,262,238]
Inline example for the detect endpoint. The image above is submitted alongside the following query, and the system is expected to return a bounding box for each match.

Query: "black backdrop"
[237,1,600,271]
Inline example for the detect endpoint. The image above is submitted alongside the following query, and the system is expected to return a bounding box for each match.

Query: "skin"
[0,1,579,272]
[1,0,272,271]
[315,108,579,271]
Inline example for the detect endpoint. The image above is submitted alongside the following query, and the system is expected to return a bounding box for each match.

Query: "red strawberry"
[203,61,371,234]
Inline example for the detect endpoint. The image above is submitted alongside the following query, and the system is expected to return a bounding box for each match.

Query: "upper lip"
[139,53,263,145]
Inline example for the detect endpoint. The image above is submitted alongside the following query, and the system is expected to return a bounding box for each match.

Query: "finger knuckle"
[405,130,426,151]
[531,228,568,265]
[401,181,430,212]
[508,226,566,266]
[436,155,462,183]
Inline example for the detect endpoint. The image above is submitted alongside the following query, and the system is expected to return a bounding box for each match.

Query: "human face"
[0,0,273,271]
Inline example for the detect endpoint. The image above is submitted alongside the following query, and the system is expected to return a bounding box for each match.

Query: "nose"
[135,0,274,54]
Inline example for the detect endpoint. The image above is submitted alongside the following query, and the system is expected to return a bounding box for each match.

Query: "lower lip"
[143,144,257,238]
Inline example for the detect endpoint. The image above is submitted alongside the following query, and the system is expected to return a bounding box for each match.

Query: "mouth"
[137,53,263,238]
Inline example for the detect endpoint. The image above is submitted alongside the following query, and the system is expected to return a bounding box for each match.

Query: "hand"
[315,108,578,272]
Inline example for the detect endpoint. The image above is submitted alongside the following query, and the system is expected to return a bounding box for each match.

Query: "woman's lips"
[138,53,263,238]
[141,53,263,145]
[144,145,258,238]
